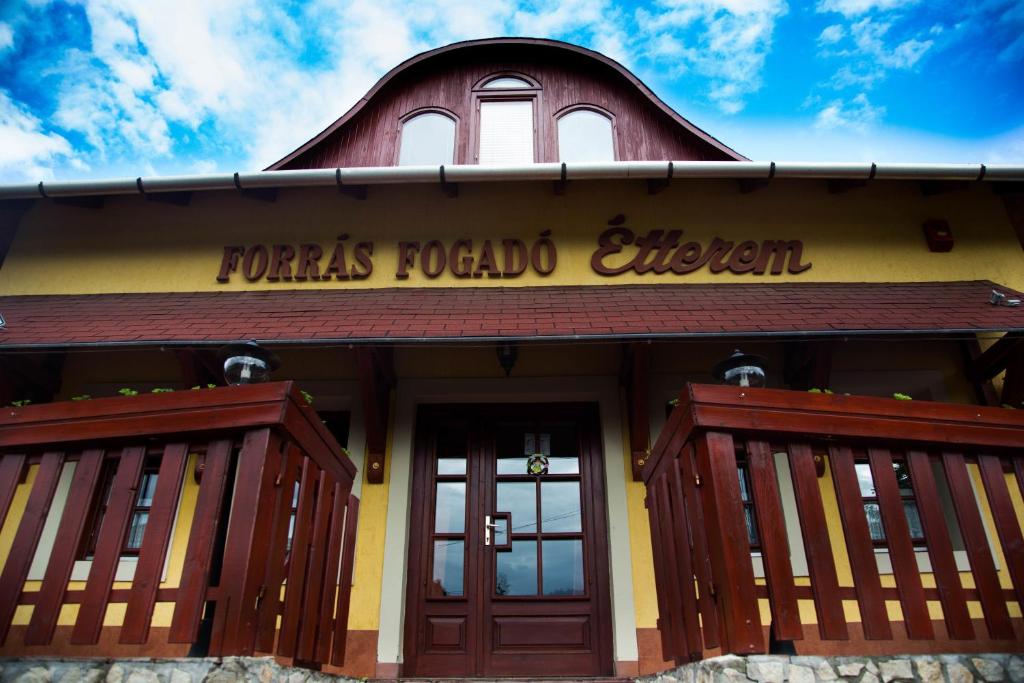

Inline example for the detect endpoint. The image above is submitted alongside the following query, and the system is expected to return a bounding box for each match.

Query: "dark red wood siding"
[278,43,736,169]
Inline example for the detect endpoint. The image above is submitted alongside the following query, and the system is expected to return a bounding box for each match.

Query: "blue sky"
[0,0,1021,182]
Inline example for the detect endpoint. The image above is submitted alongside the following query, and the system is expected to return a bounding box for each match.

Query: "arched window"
[398,111,456,166]
[473,73,541,165]
[557,108,615,162]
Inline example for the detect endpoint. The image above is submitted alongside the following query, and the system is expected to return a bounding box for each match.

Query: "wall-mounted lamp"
[218,340,281,385]
[497,343,518,377]
[712,348,767,388]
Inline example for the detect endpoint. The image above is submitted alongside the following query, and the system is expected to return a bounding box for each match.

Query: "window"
[478,100,534,165]
[557,108,615,162]
[398,111,456,166]
[855,460,925,546]
[737,462,760,548]
[482,76,532,89]
[79,459,159,558]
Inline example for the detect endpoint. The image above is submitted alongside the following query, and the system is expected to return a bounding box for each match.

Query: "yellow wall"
[1,180,1022,296]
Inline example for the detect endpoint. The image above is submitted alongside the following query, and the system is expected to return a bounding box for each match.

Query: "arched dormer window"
[557,106,616,163]
[472,73,541,165]
[398,109,457,166]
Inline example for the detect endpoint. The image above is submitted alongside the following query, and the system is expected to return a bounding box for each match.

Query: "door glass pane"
[136,471,158,506]
[542,540,584,596]
[893,461,913,494]
[479,100,534,165]
[437,458,466,475]
[497,482,537,533]
[432,539,464,597]
[904,501,924,539]
[864,502,884,541]
[494,516,509,545]
[496,540,537,595]
[855,463,875,496]
[497,422,530,474]
[541,481,581,532]
[435,482,466,533]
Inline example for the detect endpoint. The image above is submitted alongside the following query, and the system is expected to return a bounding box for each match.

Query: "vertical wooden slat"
[330,494,359,667]
[24,449,105,645]
[71,446,146,644]
[867,448,933,639]
[977,454,1024,609]
[120,443,190,643]
[0,454,26,527]
[0,451,64,644]
[315,479,354,665]
[746,440,801,640]
[667,457,706,660]
[941,452,1015,639]
[654,475,689,663]
[277,459,319,658]
[168,439,233,643]
[213,428,282,656]
[297,471,338,662]
[788,442,848,640]
[695,431,764,653]
[829,446,891,639]
[905,450,973,639]
[676,444,720,648]
[256,444,304,652]
[644,474,675,661]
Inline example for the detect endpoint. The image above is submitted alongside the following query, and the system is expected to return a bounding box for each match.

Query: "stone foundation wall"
[640,654,1024,683]
[0,657,359,683]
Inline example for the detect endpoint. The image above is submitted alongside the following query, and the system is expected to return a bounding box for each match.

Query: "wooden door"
[403,403,613,677]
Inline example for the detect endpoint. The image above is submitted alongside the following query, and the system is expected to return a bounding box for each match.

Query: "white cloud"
[0,22,14,52]
[817,24,844,44]
[0,90,74,180]
[816,0,919,18]
[636,0,788,114]
[814,92,885,133]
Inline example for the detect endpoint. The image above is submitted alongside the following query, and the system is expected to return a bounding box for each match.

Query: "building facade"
[0,38,1023,680]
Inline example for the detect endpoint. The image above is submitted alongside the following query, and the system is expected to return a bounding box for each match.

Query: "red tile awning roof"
[0,281,1021,349]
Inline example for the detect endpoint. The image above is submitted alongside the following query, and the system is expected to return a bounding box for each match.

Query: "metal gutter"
[0,326,1022,352]
[2,161,1022,202]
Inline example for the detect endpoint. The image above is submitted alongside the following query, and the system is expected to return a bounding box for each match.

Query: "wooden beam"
[356,347,394,484]
[920,180,970,197]
[967,332,1024,382]
[175,349,223,389]
[1001,346,1024,409]
[961,338,1001,406]
[1000,190,1024,251]
[0,353,65,404]
[826,179,868,194]
[144,191,192,207]
[621,342,653,481]
[737,178,770,194]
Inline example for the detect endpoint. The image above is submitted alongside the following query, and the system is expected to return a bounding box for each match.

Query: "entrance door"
[403,403,614,677]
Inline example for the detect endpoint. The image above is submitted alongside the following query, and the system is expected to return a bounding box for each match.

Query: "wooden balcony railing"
[0,381,358,670]
[643,384,1024,663]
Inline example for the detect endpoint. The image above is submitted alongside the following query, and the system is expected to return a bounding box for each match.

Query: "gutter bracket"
[234,173,278,203]
[138,178,192,206]
[553,162,568,196]
[647,162,673,195]
[335,169,368,200]
[439,166,458,199]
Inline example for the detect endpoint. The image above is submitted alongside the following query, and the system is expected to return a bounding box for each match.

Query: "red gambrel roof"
[0,281,1021,349]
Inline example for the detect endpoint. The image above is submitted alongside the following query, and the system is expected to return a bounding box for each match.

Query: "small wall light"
[712,348,767,388]
[218,340,281,385]
[497,343,518,377]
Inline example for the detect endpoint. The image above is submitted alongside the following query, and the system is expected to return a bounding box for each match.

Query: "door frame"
[375,376,638,676]
[403,402,613,677]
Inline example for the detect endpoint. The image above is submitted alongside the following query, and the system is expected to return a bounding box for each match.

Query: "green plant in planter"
[151,388,174,393]
[301,390,314,405]
[892,392,913,401]
[807,388,834,394]
[191,384,218,390]
[9,399,31,407]
[70,394,91,401]
[117,388,139,397]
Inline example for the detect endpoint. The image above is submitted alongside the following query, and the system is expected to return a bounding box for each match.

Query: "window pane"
[479,100,534,165]
[432,540,464,597]
[904,501,924,539]
[558,110,614,162]
[497,482,537,533]
[893,461,913,495]
[437,458,466,475]
[864,502,885,541]
[743,505,759,546]
[398,112,455,166]
[541,481,581,532]
[737,467,750,501]
[136,472,158,506]
[855,463,876,497]
[543,540,584,596]
[496,540,537,595]
[483,77,531,88]
[435,482,466,533]
[126,511,148,549]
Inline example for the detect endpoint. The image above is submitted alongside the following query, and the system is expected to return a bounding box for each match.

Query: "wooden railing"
[643,384,1024,663]
[0,381,359,669]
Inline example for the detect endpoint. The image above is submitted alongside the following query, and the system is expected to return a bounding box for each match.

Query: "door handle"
[486,512,512,551]
[484,515,498,546]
